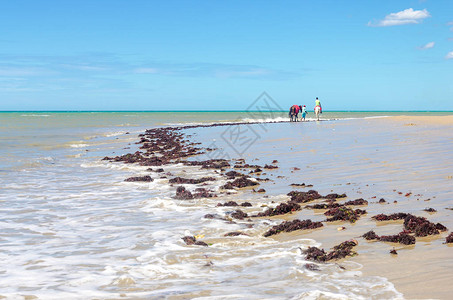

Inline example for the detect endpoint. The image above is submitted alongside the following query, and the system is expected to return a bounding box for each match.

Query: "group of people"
[289,97,322,122]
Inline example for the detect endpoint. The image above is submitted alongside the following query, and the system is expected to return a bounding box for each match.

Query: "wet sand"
[352,116,453,299]
[275,116,453,299]
[391,115,453,126]
[185,115,453,299]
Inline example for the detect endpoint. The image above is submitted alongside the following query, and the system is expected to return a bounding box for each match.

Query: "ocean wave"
[104,131,130,137]
[20,114,50,117]
[69,143,89,148]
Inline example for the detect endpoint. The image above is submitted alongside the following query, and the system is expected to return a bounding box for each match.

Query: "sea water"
[1,111,452,299]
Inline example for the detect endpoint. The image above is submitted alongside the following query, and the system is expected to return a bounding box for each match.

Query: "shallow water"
[1,112,452,299]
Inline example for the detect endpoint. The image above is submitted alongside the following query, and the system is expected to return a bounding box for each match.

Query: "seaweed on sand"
[372,213,409,221]
[403,215,447,237]
[379,232,416,245]
[324,193,347,199]
[362,230,379,240]
[324,207,366,223]
[255,202,301,217]
[221,176,259,189]
[343,198,368,206]
[263,219,323,237]
[224,170,244,179]
[305,203,342,210]
[184,159,230,169]
[287,190,322,203]
[304,240,358,262]
[263,164,278,169]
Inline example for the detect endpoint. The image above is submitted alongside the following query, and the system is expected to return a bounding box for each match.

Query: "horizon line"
[1,110,453,113]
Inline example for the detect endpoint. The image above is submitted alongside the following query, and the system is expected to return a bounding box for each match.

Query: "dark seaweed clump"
[363,229,416,245]
[224,170,244,179]
[263,164,278,169]
[324,207,366,223]
[304,240,358,262]
[104,127,206,166]
[290,183,313,187]
[362,230,379,240]
[324,193,347,199]
[175,186,215,200]
[184,159,230,169]
[305,202,342,210]
[423,208,437,212]
[230,210,248,220]
[182,236,208,246]
[344,198,368,206]
[372,213,409,221]
[403,215,447,237]
[446,232,453,243]
[182,236,196,245]
[367,213,448,243]
[255,201,301,217]
[169,176,215,184]
[175,186,193,200]
[379,232,416,245]
[222,176,259,189]
[263,219,323,237]
[287,190,322,203]
[218,200,251,207]
[124,175,153,182]
[193,188,216,198]
[224,231,248,237]
[217,201,239,207]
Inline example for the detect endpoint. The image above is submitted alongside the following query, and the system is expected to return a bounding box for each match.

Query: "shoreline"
[104,115,453,299]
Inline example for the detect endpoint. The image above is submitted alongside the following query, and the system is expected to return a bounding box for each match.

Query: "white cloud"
[368,8,430,27]
[446,51,453,59]
[419,41,435,49]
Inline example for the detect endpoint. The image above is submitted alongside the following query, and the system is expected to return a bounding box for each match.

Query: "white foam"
[69,143,89,148]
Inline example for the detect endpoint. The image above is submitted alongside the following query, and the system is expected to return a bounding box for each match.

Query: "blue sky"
[1,0,452,111]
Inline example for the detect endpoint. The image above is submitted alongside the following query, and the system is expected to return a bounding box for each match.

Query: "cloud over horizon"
[368,8,430,27]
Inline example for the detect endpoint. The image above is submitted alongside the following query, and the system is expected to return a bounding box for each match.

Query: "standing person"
[314,97,322,121]
[300,105,308,121]
[288,105,295,122]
